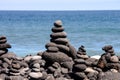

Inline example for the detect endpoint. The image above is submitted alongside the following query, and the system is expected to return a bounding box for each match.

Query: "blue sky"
[0,0,120,10]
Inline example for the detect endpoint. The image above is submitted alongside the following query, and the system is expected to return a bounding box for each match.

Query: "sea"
[0,10,120,57]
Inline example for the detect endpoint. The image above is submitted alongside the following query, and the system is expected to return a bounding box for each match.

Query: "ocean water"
[0,10,120,56]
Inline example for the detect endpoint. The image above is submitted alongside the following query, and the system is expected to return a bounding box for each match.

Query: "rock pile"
[97,45,120,72]
[1,20,120,80]
[0,36,11,56]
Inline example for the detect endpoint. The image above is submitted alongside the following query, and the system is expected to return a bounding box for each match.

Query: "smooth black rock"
[57,44,69,53]
[73,64,87,72]
[50,32,67,39]
[54,20,62,27]
[51,38,68,45]
[42,52,72,63]
[0,43,11,49]
[52,27,64,32]
[0,39,7,43]
[45,42,57,49]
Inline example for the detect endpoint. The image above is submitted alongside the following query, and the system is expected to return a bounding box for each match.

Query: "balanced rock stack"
[97,45,120,72]
[76,45,89,60]
[0,36,11,56]
[42,20,75,71]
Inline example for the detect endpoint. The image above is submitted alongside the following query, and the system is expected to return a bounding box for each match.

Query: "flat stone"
[1,53,16,59]
[52,62,60,69]
[0,36,6,40]
[74,72,87,79]
[48,66,56,73]
[52,27,64,32]
[61,67,68,74]
[61,61,74,71]
[32,68,40,72]
[73,64,87,72]
[42,52,72,63]
[0,43,11,49]
[29,72,43,79]
[32,63,40,68]
[50,32,67,39]
[57,44,69,53]
[98,72,120,80]
[45,42,57,49]
[0,39,7,43]
[24,56,32,62]
[51,38,69,45]
[102,45,113,51]
[110,69,118,73]
[85,67,98,73]
[74,59,85,64]
[0,49,8,55]
[31,55,42,60]
[54,20,62,27]
[77,54,89,59]
[47,46,59,52]
[110,56,119,63]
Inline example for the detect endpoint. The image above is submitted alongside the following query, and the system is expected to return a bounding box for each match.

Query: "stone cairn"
[42,20,77,79]
[0,36,11,56]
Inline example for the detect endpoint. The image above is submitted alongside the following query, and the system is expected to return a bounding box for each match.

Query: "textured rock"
[98,72,120,80]
[73,64,87,72]
[42,52,72,63]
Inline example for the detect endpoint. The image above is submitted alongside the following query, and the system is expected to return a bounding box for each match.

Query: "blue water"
[0,10,120,56]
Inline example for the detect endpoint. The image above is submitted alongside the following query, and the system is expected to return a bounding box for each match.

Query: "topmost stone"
[54,20,62,27]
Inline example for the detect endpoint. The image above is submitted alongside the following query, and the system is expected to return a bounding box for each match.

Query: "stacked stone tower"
[97,45,120,71]
[0,36,11,56]
[42,20,76,72]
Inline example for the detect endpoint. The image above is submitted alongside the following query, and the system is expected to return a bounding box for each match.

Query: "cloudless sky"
[0,0,120,10]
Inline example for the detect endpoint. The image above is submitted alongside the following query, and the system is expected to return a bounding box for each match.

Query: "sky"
[0,0,120,10]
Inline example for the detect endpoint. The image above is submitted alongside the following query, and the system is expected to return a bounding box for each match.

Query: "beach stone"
[61,67,68,74]
[54,20,62,27]
[1,52,16,59]
[12,61,21,69]
[46,74,55,80]
[74,72,87,80]
[110,56,119,63]
[0,36,6,40]
[32,63,40,68]
[74,59,85,64]
[50,32,67,39]
[29,72,43,79]
[0,49,8,55]
[110,69,118,73]
[31,55,42,60]
[51,38,69,45]
[87,72,97,80]
[73,64,87,72]
[77,54,89,59]
[68,44,77,59]
[52,27,64,32]
[85,67,98,73]
[52,62,60,69]
[0,39,7,43]
[106,63,120,70]
[42,52,72,63]
[57,44,69,53]
[47,46,59,52]
[102,45,113,51]
[24,56,32,63]
[108,49,114,53]
[0,43,11,49]
[98,72,120,80]
[45,42,57,49]
[61,61,74,71]
[48,66,56,73]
